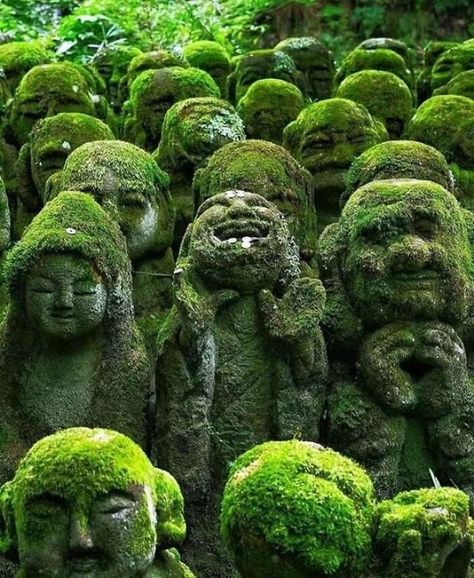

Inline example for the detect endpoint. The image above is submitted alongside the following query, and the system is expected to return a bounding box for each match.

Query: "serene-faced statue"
[154,97,245,252]
[406,95,474,210]
[318,179,474,502]
[236,78,305,144]
[430,43,474,93]
[183,41,231,96]
[193,139,318,271]
[226,49,303,104]
[274,36,335,101]
[6,63,99,148]
[155,191,327,577]
[122,66,220,151]
[283,97,388,230]
[0,192,150,485]
[14,112,115,237]
[59,140,175,351]
[336,70,413,139]
[0,427,195,578]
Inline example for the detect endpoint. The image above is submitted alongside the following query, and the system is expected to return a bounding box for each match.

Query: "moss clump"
[274,37,335,101]
[183,41,231,96]
[237,78,304,145]
[193,139,317,267]
[123,66,220,151]
[127,50,189,89]
[417,41,459,102]
[221,440,374,578]
[433,70,474,100]
[430,44,474,92]
[344,140,455,206]
[336,70,413,139]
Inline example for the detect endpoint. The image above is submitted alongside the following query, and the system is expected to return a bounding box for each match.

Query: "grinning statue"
[183,41,231,97]
[318,178,474,506]
[0,427,195,578]
[155,191,327,578]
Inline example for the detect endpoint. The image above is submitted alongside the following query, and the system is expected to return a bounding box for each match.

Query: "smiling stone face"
[189,191,297,292]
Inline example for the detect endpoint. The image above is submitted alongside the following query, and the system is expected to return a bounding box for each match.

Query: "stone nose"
[390,235,431,272]
[68,516,94,552]
[54,287,74,309]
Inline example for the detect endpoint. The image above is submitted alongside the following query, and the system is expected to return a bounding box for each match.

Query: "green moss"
[183,41,230,96]
[221,440,374,577]
[237,78,304,145]
[417,41,459,103]
[433,70,474,100]
[357,38,413,66]
[336,70,413,139]
[430,44,474,92]
[127,50,189,89]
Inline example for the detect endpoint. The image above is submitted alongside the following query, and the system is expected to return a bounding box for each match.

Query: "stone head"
[336,70,413,139]
[433,70,474,100]
[92,45,142,106]
[417,41,459,102]
[182,190,299,294]
[193,140,317,265]
[8,63,98,147]
[220,440,374,578]
[0,175,10,252]
[183,41,231,96]
[0,427,186,578]
[318,179,474,333]
[236,78,305,144]
[227,49,303,104]
[59,140,174,262]
[431,44,474,92]
[356,37,414,71]
[275,36,335,100]
[126,50,189,91]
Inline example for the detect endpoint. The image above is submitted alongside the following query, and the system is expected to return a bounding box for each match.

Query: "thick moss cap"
[31,112,115,145]
[0,41,50,75]
[221,440,374,576]
[183,41,231,68]
[127,50,189,86]
[337,48,411,88]
[434,70,474,99]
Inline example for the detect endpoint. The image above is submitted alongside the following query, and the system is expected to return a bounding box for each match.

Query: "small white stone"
[236,190,246,198]
[174,267,183,275]
[226,191,236,198]
[228,237,237,244]
[66,227,76,235]
[242,236,252,244]
[91,94,100,103]
[72,84,79,93]
[242,240,251,249]
[62,140,71,151]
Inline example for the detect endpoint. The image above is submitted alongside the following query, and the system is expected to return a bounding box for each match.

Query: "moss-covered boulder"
[433,70,474,100]
[122,66,220,151]
[183,41,231,97]
[6,63,99,148]
[274,36,335,101]
[0,427,195,578]
[226,49,303,104]
[221,440,374,578]
[417,41,459,102]
[283,97,388,230]
[193,139,317,270]
[336,70,413,139]
[405,95,474,210]
[154,96,245,252]
[236,78,305,144]
[430,43,474,93]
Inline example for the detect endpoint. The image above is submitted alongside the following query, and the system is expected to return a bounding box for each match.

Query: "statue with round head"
[283,97,388,230]
[0,427,195,578]
[430,43,474,93]
[336,70,413,139]
[155,190,327,577]
[236,78,305,144]
[433,70,474,100]
[183,41,231,96]
[274,37,335,100]
[417,40,459,102]
[122,67,219,151]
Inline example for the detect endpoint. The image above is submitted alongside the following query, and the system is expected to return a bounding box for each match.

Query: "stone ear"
[0,482,18,562]
[153,469,187,550]
[225,71,237,104]
[14,143,39,212]
[191,167,205,216]
[282,119,301,156]
[176,223,193,263]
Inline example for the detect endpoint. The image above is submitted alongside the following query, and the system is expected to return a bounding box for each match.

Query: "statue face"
[235,53,297,102]
[343,185,469,326]
[136,81,176,143]
[431,46,474,90]
[190,191,293,292]
[31,134,72,197]
[25,254,107,341]
[17,485,156,578]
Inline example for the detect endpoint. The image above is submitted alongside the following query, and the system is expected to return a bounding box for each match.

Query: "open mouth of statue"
[211,219,270,248]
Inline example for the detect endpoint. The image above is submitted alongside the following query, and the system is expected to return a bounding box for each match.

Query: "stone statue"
[183,41,232,96]
[283,97,388,230]
[433,70,474,99]
[417,41,459,103]
[193,139,318,272]
[336,70,413,139]
[155,190,327,577]
[430,43,474,93]
[0,427,195,578]
[58,140,175,353]
[0,192,151,485]
[154,97,245,252]
[236,78,305,144]
[318,179,474,504]
[275,36,335,101]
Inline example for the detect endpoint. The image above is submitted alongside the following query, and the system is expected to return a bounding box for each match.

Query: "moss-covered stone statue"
[155,190,328,577]
[433,70,474,100]
[193,139,318,272]
[226,49,303,104]
[154,97,245,253]
[283,97,388,230]
[59,140,175,352]
[0,427,195,578]
[405,95,474,211]
[221,440,474,578]
[318,178,474,505]
[5,63,100,149]
[430,43,474,94]
[236,78,305,144]
[417,41,459,103]
[342,140,455,208]
[183,41,231,97]
[0,192,151,486]
[0,175,11,324]
[274,36,335,101]
[336,70,413,139]
[13,112,115,237]
[122,66,220,152]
